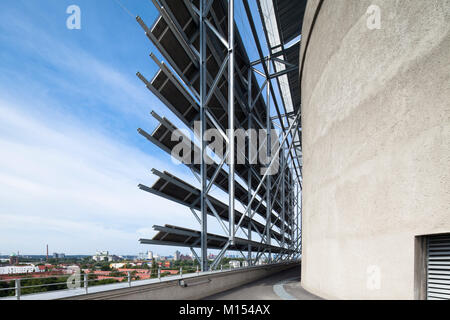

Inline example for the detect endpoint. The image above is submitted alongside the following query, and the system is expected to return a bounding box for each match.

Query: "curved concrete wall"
[300,0,450,299]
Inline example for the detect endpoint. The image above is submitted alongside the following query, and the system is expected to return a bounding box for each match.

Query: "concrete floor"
[204,265,321,300]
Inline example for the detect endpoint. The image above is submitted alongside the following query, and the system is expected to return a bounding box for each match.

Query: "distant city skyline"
[0,249,245,259]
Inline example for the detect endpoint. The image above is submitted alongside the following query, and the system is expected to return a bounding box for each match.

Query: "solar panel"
[275,0,307,44]
[136,0,272,146]
[138,169,291,244]
[285,43,302,116]
[137,58,290,219]
[138,114,293,231]
[135,0,301,259]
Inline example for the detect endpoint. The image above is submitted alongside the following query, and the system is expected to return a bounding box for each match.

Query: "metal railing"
[0,260,298,300]
[0,274,73,300]
[0,271,150,300]
[0,266,202,300]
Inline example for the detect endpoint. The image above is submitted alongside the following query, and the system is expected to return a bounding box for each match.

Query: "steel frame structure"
[136,0,303,271]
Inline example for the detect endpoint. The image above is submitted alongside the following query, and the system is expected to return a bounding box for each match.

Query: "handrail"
[0,260,300,300]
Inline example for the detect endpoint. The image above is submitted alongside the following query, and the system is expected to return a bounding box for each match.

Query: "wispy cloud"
[0,97,197,255]
[0,1,223,256]
[0,8,149,118]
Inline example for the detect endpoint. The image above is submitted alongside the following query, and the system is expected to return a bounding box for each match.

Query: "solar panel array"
[135,0,300,263]
[142,225,296,255]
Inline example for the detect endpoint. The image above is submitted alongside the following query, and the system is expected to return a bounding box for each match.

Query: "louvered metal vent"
[427,234,450,300]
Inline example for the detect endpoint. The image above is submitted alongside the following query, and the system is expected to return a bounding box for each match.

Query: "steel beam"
[266,59,272,262]
[228,0,235,246]
[199,0,208,272]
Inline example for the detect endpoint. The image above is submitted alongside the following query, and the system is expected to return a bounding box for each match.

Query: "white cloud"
[0,4,221,256]
[0,100,199,255]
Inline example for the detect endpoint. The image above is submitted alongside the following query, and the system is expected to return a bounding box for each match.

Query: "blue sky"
[0,0,275,256]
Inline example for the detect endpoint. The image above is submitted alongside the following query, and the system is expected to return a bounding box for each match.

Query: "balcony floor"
[203,265,321,300]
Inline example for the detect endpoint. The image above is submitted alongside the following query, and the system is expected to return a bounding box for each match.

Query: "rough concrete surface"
[300,0,450,299]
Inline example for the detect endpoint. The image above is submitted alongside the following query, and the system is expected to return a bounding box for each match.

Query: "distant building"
[158,261,171,268]
[137,252,147,260]
[180,254,192,261]
[0,264,41,275]
[229,261,240,269]
[9,254,19,265]
[53,253,65,259]
[110,263,126,269]
[92,251,120,262]
[37,265,47,272]
[174,251,181,261]
[137,251,153,260]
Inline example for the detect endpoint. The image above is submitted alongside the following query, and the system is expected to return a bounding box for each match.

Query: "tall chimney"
[46,244,48,261]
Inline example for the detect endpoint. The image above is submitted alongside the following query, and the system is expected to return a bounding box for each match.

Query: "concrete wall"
[62,263,298,300]
[300,0,450,299]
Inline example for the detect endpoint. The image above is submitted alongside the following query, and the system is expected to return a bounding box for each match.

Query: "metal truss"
[136,0,303,272]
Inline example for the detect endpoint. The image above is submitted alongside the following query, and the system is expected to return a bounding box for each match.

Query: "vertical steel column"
[228,0,235,245]
[287,170,291,255]
[281,150,286,253]
[247,68,252,265]
[199,0,208,271]
[296,182,300,255]
[290,173,294,253]
[291,179,294,256]
[266,59,272,262]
